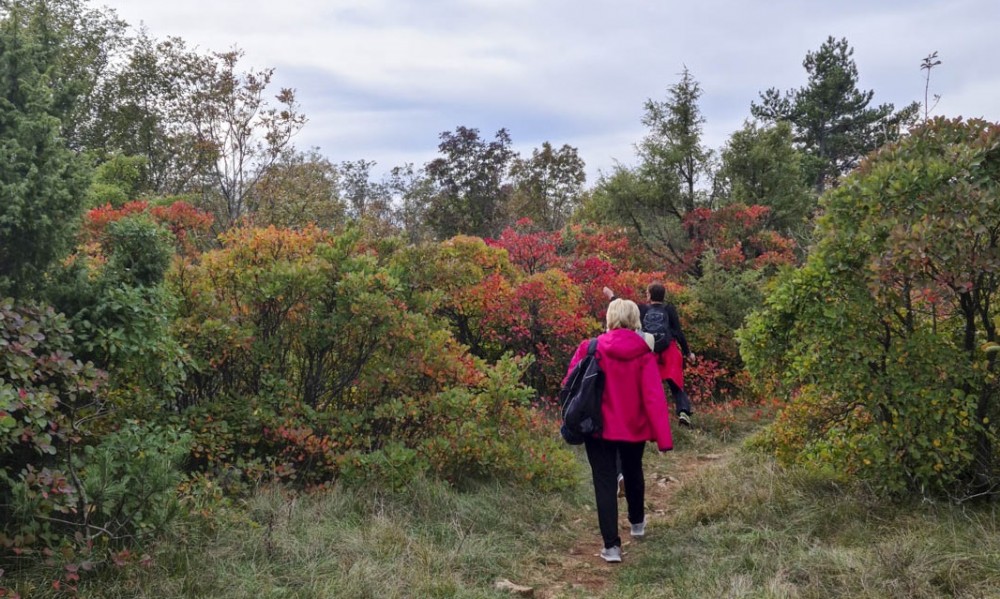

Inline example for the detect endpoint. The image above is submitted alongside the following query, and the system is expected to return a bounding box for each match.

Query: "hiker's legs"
[584,437,621,548]
[618,441,646,525]
[667,379,692,416]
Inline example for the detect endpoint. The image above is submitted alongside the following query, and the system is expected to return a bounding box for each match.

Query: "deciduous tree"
[250,148,345,229]
[509,142,586,230]
[425,126,515,239]
[187,49,306,228]
[83,31,212,195]
[716,120,814,235]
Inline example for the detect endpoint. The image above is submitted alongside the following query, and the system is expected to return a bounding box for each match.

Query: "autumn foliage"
[682,204,797,273]
[83,199,214,256]
[3,208,771,570]
[166,225,577,490]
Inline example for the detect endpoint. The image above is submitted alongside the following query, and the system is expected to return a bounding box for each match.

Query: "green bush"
[103,215,175,287]
[85,155,147,208]
[45,214,189,416]
[4,420,189,557]
[740,118,1000,499]
[0,300,190,565]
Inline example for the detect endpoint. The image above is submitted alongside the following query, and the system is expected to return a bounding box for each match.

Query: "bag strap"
[587,337,598,357]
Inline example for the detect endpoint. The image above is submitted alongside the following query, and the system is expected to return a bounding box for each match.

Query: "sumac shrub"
[411,355,577,491]
[482,270,597,396]
[486,218,561,275]
[84,199,214,257]
[403,236,599,398]
[169,227,579,491]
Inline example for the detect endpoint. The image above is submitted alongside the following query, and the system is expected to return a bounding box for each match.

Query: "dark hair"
[647,282,665,302]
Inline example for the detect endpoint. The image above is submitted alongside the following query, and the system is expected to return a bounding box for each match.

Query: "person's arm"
[604,287,650,311]
[562,339,591,386]
[666,304,693,359]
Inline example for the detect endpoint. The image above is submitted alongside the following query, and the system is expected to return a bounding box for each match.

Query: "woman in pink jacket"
[564,299,673,563]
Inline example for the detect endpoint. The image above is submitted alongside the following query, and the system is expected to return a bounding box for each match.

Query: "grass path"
[521,417,1000,599]
[531,427,731,598]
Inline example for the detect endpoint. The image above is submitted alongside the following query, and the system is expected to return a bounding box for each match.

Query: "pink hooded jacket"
[564,329,673,451]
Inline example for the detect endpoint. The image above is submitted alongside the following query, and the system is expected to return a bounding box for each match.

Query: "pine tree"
[752,36,918,193]
[0,2,89,297]
[640,66,712,216]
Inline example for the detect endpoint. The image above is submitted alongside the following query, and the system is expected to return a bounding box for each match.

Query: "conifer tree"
[0,2,89,297]
[752,36,918,193]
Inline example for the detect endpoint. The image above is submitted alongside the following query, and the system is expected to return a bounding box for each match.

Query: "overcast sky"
[101,0,1000,184]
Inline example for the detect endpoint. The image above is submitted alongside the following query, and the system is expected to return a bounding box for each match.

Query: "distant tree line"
[1,0,920,299]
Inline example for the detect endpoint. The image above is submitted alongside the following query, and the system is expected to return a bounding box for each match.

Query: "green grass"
[7,474,593,599]
[609,423,1000,599]
[6,410,1000,598]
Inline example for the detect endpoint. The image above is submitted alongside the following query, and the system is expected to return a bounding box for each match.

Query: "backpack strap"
[587,337,599,357]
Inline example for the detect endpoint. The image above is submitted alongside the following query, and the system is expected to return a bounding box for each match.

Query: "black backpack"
[558,338,605,445]
[641,304,673,353]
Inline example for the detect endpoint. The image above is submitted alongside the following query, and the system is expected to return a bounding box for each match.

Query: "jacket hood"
[599,329,653,361]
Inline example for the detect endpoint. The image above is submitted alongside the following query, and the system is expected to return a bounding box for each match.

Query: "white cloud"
[99,0,1000,182]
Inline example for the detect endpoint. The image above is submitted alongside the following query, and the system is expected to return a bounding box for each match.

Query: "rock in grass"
[494,578,534,597]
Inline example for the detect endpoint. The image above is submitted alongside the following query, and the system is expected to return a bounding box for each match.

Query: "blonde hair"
[606,298,641,331]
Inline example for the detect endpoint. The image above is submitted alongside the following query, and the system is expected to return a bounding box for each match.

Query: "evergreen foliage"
[752,36,919,194]
[0,2,89,297]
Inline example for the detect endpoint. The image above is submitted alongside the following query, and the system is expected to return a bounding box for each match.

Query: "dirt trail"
[531,440,723,599]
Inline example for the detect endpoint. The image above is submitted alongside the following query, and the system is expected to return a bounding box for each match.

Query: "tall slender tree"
[583,68,711,267]
[187,49,307,228]
[640,66,712,216]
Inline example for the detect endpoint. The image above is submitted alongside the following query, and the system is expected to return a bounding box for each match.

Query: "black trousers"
[667,379,691,415]
[584,437,646,549]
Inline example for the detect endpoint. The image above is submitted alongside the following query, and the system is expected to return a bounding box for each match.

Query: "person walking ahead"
[564,299,673,563]
[604,283,695,426]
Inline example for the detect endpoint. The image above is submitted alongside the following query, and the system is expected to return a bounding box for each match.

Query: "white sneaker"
[630,519,646,538]
[617,473,625,498]
[600,546,622,563]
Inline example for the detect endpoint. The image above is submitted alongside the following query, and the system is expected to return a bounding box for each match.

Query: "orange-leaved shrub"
[167,226,577,490]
